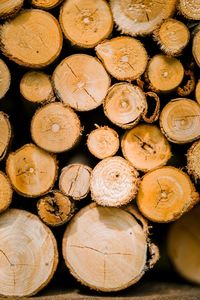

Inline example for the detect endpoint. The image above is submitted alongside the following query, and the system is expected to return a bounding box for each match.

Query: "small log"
[60,0,113,48]
[0,9,63,68]
[0,112,11,161]
[90,156,139,207]
[167,206,200,284]
[160,98,200,144]
[37,190,75,227]
[87,126,119,159]
[95,36,148,81]
[52,54,110,111]
[20,71,54,105]
[137,166,199,223]
[31,102,81,153]
[195,79,200,104]
[0,59,11,100]
[110,0,176,36]
[187,140,200,182]
[0,209,58,296]
[62,203,159,292]
[192,30,200,67]
[59,164,91,201]
[178,0,200,20]
[0,171,12,213]
[103,83,147,129]
[154,19,190,56]
[121,124,171,172]
[6,143,58,198]
[146,54,184,93]
[31,0,63,9]
[0,0,24,19]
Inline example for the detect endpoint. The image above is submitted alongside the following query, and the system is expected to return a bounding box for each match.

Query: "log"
[20,71,54,105]
[6,144,58,198]
[31,102,81,153]
[154,19,190,56]
[59,164,92,201]
[103,83,147,129]
[192,30,200,67]
[62,203,159,292]
[187,140,200,182]
[178,0,200,20]
[87,125,119,159]
[31,0,63,9]
[0,208,58,296]
[0,9,63,68]
[52,54,110,111]
[0,59,11,100]
[0,0,24,19]
[160,98,200,144]
[146,54,184,93]
[37,190,75,226]
[137,166,199,223]
[60,0,113,48]
[110,0,176,36]
[121,124,171,172]
[0,171,12,213]
[95,36,148,81]
[142,92,160,123]
[167,206,200,284]
[90,156,139,207]
[195,79,200,104]
[0,112,11,161]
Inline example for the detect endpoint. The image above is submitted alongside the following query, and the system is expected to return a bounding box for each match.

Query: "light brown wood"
[52,54,110,111]
[87,126,119,159]
[90,156,139,207]
[110,0,177,36]
[154,19,190,56]
[160,98,200,144]
[0,59,11,100]
[192,30,200,67]
[195,80,200,104]
[0,171,12,213]
[0,208,58,296]
[37,190,75,227]
[31,102,81,153]
[62,203,159,292]
[142,92,160,123]
[20,71,54,104]
[0,112,11,161]
[187,140,200,182]
[96,36,148,81]
[0,0,23,19]
[137,166,199,223]
[103,83,147,129]
[60,0,113,48]
[147,54,184,93]
[31,0,63,9]
[0,9,63,68]
[59,164,92,201]
[168,205,200,284]
[6,144,57,198]
[121,124,171,172]
[177,69,195,97]
[178,0,200,20]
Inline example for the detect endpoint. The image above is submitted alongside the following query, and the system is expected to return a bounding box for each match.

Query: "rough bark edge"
[0,171,13,213]
[177,70,195,97]
[31,0,64,10]
[142,92,160,123]
[0,112,12,162]
[0,1,24,20]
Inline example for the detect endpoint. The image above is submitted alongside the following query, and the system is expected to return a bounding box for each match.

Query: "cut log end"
[59,164,92,201]
[137,166,199,223]
[31,102,81,153]
[178,0,200,20]
[60,0,113,48]
[31,0,63,9]
[90,156,139,207]
[192,30,200,67]
[6,144,58,198]
[187,140,200,182]
[0,59,11,100]
[0,172,12,213]
[0,0,24,19]
[0,112,11,161]
[195,80,200,104]
[121,124,171,172]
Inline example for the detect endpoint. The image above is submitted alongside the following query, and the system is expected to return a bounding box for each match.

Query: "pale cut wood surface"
[0,0,24,19]
[31,0,64,9]
[195,80,200,104]
[192,30,200,67]
[0,171,12,213]
[187,140,200,182]
[0,59,10,100]
[0,112,11,161]
[178,0,200,20]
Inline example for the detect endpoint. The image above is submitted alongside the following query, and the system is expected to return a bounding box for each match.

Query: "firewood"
[0,9,63,68]
[121,124,171,172]
[146,54,184,93]
[0,209,58,296]
[142,92,160,123]
[31,0,64,9]
[110,0,177,36]
[52,54,110,111]
[178,0,200,20]
[59,0,113,48]
[187,140,200,182]
[177,69,195,97]
[192,30,200,67]
[62,203,159,291]
[0,0,24,19]
[87,126,119,159]
[90,156,139,207]
[103,83,147,129]
[160,98,200,144]
[0,171,12,213]
[0,112,11,161]
[6,144,58,198]
[95,36,148,81]
[31,102,81,153]
[20,71,54,105]
[0,59,11,100]
[167,206,200,284]
[195,80,200,104]
[154,19,190,56]
[137,166,199,223]
[37,190,75,227]
[59,164,92,201]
